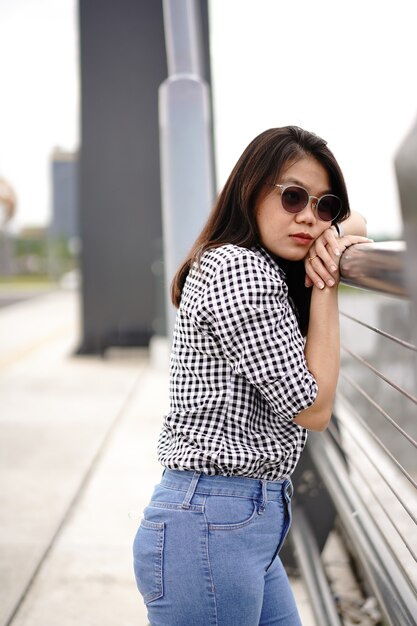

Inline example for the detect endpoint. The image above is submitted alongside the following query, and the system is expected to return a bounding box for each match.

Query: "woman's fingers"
[314,236,339,272]
[304,230,339,288]
[322,227,342,257]
[305,255,336,288]
[304,245,335,288]
[304,233,373,289]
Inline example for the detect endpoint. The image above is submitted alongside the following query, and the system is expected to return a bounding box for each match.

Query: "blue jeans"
[133,470,301,625]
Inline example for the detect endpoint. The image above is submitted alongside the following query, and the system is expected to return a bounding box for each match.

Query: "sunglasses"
[273,183,342,222]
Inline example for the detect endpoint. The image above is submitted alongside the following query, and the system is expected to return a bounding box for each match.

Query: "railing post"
[159,0,215,338]
[395,115,417,357]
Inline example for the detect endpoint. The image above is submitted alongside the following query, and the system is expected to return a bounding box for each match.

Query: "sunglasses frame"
[273,183,341,222]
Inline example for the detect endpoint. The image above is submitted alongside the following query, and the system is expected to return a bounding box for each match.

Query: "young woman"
[133,126,369,625]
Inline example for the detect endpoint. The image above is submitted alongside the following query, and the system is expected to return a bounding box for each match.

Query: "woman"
[133,126,369,625]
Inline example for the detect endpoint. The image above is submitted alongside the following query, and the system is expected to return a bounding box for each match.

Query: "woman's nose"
[296,200,317,223]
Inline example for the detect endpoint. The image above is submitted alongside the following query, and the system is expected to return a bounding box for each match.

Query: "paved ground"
[0,289,316,626]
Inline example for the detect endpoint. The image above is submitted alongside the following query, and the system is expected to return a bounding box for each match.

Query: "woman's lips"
[290,233,314,245]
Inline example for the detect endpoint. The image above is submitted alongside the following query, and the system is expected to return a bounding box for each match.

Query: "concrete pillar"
[78,0,167,353]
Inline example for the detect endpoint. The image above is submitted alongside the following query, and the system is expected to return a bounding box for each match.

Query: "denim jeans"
[133,469,301,626]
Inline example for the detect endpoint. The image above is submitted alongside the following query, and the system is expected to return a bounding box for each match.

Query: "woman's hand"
[305,228,373,289]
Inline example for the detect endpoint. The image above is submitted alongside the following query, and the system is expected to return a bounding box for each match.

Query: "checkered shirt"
[157,244,318,481]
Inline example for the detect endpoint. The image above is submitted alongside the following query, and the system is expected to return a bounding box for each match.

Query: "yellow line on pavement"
[0,324,75,370]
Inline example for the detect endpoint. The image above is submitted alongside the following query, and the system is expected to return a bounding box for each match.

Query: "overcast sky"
[0,0,416,238]
[0,0,78,231]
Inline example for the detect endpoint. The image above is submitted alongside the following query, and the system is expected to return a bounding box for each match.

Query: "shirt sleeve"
[196,251,318,421]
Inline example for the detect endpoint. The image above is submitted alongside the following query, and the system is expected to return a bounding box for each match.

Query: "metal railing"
[339,240,408,297]
[290,241,417,626]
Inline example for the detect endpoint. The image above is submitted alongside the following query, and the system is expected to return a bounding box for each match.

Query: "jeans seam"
[149,501,204,512]
[135,520,165,604]
[278,485,292,552]
[203,503,219,626]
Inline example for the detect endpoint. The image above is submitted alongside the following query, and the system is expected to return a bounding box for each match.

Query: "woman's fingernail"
[327,279,335,286]
[331,265,338,272]
[334,248,340,256]
[317,281,325,289]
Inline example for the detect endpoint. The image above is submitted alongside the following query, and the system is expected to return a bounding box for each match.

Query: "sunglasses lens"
[281,186,308,213]
[317,195,342,221]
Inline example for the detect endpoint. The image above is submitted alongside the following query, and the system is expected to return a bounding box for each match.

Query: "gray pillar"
[78,0,167,353]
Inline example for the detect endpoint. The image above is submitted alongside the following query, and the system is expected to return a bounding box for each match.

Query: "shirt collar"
[251,244,287,280]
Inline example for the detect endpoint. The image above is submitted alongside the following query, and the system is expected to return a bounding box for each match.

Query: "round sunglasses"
[273,183,342,222]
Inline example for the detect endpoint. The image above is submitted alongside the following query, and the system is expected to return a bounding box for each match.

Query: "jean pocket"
[133,518,165,604]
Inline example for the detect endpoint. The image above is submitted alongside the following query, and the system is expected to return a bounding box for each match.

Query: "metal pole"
[339,241,407,296]
[308,430,417,626]
[291,507,342,626]
[394,113,417,376]
[159,0,215,338]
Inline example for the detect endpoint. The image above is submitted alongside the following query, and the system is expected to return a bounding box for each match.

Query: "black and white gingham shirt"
[158,244,318,481]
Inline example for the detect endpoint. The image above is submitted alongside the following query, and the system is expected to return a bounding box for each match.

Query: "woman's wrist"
[311,283,339,297]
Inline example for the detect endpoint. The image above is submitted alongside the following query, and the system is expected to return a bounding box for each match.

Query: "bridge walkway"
[0,289,328,625]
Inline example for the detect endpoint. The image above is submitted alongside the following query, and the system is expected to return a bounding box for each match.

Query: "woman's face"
[255,155,332,260]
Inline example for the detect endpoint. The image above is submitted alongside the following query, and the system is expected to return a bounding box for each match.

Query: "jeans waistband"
[160,469,293,503]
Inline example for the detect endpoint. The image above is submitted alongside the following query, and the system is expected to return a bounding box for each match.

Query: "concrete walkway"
[0,289,315,626]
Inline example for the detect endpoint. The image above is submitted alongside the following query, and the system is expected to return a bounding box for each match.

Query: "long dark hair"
[171,126,350,334]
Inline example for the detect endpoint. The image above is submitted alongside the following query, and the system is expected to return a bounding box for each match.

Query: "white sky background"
[0,0,416,237]
[209,0,417,238]
[0,0,79,232]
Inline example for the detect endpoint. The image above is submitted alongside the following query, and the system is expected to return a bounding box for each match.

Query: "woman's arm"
[293,283,339,431]
[295,230,370,431]
[338,210,367,237]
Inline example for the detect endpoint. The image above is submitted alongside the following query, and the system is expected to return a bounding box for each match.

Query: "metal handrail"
[308,427,417,625]
[292,240,417,625]
[339,240,407,296]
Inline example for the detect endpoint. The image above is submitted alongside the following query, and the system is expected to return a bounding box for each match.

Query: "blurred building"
[0,231,14,276]
[48,149,80,279]
[0,177,17,276]
[50,149,79,240]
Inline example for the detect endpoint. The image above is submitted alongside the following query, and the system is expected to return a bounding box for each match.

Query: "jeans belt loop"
[181,471,201,509]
